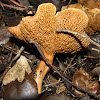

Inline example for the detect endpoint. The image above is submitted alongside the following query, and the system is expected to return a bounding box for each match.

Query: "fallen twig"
[0,44,17,54]
[84,55,100,59]
[67,0,73,8]
[0,1,28,10]
[30,40,100,99]
[57,29,100,49]
[10,0,27,8]
[92,48,100,53]
[0,46,25,84]
[63,55,76,74]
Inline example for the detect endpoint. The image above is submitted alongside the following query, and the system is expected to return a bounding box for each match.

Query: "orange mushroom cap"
[61,3,83,11]
[62,3,100,35]
[85,8,100,34]
[9,3,56,54]
[55,8,89,53]
[8,4,90,54]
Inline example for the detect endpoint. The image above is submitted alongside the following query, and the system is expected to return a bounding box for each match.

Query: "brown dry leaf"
[3,56,32,85]
[72,68,99,97]
[0,26,12,44]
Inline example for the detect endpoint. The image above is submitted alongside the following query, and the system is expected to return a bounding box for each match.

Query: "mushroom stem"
[35,53,54,94]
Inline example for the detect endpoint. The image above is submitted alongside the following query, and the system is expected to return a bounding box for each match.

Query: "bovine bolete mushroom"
[8,3,90,94]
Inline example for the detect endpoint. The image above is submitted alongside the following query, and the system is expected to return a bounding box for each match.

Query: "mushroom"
[85,8,100,34]
[62,2,100,35]
[8,3,90,94]
[55,8,89,53]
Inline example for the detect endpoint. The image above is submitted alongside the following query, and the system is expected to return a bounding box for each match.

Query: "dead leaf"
[3,55,32,85]
[72,68,99,97]
[0,26,12,44]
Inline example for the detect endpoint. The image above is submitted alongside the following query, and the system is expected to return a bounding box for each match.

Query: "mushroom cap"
[85,8,100,34]
[78,0,100,9]
[8,24,25,41]
[55,8,90,53]
[62,4,100,35]
[8,3,56,54]
[8,3,90,54]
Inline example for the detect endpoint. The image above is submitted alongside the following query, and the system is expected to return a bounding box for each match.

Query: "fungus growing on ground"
[62,4,100,34]
[55,8,89,53]
[8,3,90,94]
[85,8,100,34]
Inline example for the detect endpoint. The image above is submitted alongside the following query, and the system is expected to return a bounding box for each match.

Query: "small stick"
[0,46,25,84]
[45,78,62,87]
[0,1,27,10]
[56,58,65,71]
[10,0,27,8]
[84,55,100,59]
[30,40,100,99]
[0,44,17,54]
[92,48,100,53]
[67,0,72,8]
[57,29,100,49]
[63,55,76,74]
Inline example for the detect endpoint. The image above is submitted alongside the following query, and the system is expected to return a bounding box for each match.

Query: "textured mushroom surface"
[8,3,89,54]
[62,4,100,34]
[55,8,89,53]
[9,3,56,54]
[85,8,100,34]
[61,3,83,11]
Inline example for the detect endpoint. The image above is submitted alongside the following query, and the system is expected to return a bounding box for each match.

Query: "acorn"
[3,72,38,100]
